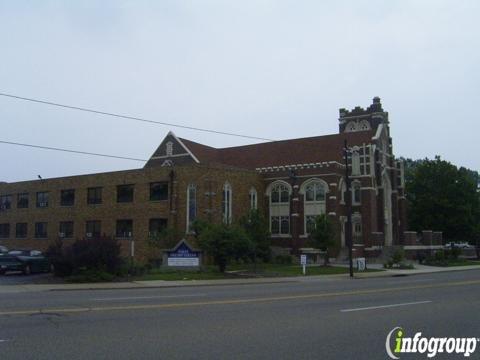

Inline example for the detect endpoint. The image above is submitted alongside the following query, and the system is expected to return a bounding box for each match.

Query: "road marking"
[92,294,207,301]
[0,279,478,317]
[340,300,432,312]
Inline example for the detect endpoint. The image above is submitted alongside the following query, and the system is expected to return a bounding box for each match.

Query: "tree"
[197,223,252,273]
[309,214,336,266]
[406,156,480,242]
[239,209,271,262]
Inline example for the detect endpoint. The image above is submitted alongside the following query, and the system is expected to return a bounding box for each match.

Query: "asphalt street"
[0,270,479,360]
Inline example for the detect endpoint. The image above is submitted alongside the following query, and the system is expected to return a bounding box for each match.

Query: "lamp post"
[344,139,354,278]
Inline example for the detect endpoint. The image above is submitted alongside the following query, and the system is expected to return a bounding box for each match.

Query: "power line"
[0,92,275,142]
[0,140,147,162]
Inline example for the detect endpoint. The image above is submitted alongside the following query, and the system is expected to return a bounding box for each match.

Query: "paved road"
[0,270,479,359]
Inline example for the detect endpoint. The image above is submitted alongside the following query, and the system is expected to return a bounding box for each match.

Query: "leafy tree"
[239,209,271,262]
[309,214,336,266]
[406,156,480,242]
[197,223,252,272]
[148,227,181,250]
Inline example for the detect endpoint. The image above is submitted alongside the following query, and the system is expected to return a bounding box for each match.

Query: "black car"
[0,250,51,275]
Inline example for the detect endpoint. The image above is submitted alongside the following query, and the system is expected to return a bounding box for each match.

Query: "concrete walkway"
[0,264,479,294]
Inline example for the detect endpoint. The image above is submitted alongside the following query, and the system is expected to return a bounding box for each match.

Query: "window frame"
[15,223,28,239]
[60,189,75,207]
[116,184,134,203]
[36,192,49,208]
[59,221,74,239]
[186,184,197,233]
[0,195,12,210]
[87,187,103,205]
[0,223,10,238]
[222,182,232,224]
[149,182,169,201]
[17,193,29,209]
[34,222,48,239]
[116,219,133,238]
[85,220,102,238]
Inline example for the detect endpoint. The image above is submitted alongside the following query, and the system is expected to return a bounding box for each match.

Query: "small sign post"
[300,254,307,275]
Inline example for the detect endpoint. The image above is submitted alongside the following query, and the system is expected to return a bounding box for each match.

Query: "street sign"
[300,254,307,265]
[300,254,307,275]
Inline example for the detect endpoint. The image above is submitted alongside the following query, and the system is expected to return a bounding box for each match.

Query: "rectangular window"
[150,182,168,201]
[116,220,133,238]
[59,221,74,239]
[16,223,27,238]
[305,215,316,234]
[0,195,12,210]
[271,216,290,235]
[86,221,101,238]
[187,184,196,232]
[87,187,102,205]
[35,222,48,238]
[17,193,29,208]
[0,223,10,238]
[117,184,134,203]
[36,192,49,208]
[60,189,75,206]
[149,218,167,236]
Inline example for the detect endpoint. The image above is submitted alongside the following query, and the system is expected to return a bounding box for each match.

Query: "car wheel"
[23,265,31,275]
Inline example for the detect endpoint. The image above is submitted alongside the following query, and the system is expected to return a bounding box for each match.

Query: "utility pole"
[344,139,354,278]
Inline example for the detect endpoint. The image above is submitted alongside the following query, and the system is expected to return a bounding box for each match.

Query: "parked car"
[0,250,51,275]
[444,242,472,249]
[0,245,8,254]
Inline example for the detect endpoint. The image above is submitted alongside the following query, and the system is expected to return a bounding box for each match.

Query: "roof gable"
[144,131,200,168]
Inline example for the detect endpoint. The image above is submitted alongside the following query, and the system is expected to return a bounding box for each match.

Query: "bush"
[67,269,115,283]
[45,236,123,278]
[274,254,293,265]
[391,249,405,265]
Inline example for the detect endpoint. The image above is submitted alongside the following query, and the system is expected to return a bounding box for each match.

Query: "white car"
[444,242,471,249]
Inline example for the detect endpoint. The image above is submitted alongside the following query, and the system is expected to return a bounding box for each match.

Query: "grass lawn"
[137,263,382,281]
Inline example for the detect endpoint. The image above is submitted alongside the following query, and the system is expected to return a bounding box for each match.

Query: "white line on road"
[91,294,207,301]
[340,300,432,313]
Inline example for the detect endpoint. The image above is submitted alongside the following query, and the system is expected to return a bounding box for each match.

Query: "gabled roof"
[177,130,375,170]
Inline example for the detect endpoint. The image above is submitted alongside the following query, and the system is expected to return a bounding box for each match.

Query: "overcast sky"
[1,0,478,182]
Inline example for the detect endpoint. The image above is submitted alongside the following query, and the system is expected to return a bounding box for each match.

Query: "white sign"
[167,257,199,267]
[300,254,307,265]
[357,257,366,271]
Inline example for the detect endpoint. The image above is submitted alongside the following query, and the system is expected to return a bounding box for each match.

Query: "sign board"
[300,254,307,265]
[166,241,201,267]
[356,257,366,271]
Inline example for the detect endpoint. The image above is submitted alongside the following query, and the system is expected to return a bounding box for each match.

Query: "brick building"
[0,97,411,260]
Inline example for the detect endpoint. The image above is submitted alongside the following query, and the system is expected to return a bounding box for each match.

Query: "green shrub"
[391,249,405,264]
[46,236,123,278]
[274,254,293,265]
[67,269,115,283]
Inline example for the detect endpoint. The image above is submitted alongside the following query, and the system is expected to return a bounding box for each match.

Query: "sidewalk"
[1,264,479,294]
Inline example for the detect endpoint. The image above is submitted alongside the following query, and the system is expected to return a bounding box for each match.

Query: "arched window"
[300,179,328,235]
[351,147,361,176]
[352,181,361,205]
[346,121,357,132]
[352,213,362,244]
[186,184,196,232]
[222,182,232,224]
[270,183,289,204]
[267,181,291,236]
[249,187,257,210]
